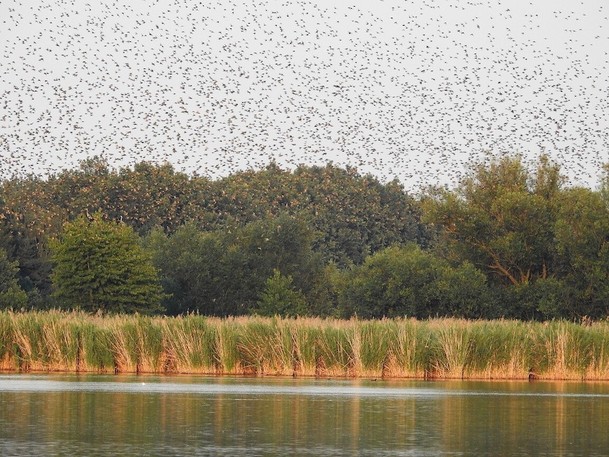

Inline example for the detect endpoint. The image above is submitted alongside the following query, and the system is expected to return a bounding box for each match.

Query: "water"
[0,374,608,456]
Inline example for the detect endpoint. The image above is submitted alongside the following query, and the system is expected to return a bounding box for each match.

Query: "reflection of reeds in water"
[3,310,609,380]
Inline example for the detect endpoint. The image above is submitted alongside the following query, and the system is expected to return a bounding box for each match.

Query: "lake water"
[0,374,608,456]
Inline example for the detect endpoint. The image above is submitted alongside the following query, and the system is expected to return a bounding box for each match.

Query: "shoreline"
[0,369,604,383]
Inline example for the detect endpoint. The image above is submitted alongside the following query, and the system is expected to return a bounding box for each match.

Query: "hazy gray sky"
[1,0,607,191]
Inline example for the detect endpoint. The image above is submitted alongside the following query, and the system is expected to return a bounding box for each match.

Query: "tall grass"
[386,318,432,378]
[2,310,609,380]
[161,315,216,373]
[464,320,532,379]
[0,311,14,370]
[79,320,114,372]
[236,317,294,375]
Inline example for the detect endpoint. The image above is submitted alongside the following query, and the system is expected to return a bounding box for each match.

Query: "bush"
[336,244,491,319]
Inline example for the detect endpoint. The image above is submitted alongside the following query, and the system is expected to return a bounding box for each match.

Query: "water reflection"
[0,375,608,456]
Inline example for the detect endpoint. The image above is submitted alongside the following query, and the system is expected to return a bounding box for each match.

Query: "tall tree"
[50,213,164,314]
[203,163,427,266]
[423,155,562,287]
[553,187,609,318]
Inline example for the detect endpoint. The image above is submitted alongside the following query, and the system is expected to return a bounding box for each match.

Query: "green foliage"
[0,248,27,309]
[0,176,57,300]
[47,157,203,236]
[148,214,326,316]
[146,223,224,315]
[336,244,491,319]
[5,156,609,320]
[255,269,308,317]
[552,188,609,319]
[503,277,571,321]
[423,154,559,287]
[201,163,427,266]
[50,213,164,314]
[1,160,425,310]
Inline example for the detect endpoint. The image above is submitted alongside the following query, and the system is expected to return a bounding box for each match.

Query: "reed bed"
[2,310,609,380]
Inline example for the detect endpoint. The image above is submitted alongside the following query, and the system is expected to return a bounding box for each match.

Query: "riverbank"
[1,311,609,380]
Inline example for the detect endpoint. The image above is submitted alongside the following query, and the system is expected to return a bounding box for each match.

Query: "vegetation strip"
[2,311,609,380]
[3,156,609,321]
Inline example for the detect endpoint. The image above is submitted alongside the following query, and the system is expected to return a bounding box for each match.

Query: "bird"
[0,0,606,191]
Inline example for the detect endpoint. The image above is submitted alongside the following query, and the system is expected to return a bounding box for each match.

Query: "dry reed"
[2,310,609,380]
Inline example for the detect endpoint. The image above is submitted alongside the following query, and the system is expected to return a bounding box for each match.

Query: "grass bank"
[1,311,609,380]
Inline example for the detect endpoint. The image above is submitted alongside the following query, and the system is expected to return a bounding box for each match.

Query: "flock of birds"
[0,0,607,191]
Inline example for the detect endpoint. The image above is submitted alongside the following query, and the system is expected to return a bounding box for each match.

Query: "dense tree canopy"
[335,244,492,319]
[423,155,561,287]
[423,155,609,319]
[200,162,427,265]
[1,156,609,320]
[147,213,326,316]
[50,213,164,314]
[0,160,426,305]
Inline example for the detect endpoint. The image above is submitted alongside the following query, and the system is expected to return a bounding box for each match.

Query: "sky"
[0,0,608,192]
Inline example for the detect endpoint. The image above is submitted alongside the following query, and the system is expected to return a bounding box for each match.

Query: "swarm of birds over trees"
[0,0,607,192]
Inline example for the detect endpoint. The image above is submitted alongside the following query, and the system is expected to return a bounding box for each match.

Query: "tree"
[0,247,28,309]
[148,214,326,316]
[146,223,225,316]
[50,158,201,236]
[201,163,427,266]
[254,269,308,317]
[553,187,609,318]
[336,244,491,319]
[0,175,63,301]
[423,155,561,287]
[419,155,609,319]
[50,213,164,314]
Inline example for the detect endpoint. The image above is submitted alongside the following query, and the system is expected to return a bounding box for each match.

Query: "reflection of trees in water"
[3,382,609,454]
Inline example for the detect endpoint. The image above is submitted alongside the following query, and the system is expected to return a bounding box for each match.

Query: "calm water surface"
[0,374,608,456]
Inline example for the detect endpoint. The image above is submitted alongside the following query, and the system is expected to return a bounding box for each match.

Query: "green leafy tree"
[146,224,225,316]
[0,176,62,300]
[148,214,325,316]
[503,277,572,321]
[254,269,308,317]
[0,247,28,309]
[50,213,164,314]
[0,160,426,308]
[200,163,427,266]
[49,158,202,236]
[421,155,609,319]
[553,187,609,318]
[336,244,491,319]
[423,155,561,287]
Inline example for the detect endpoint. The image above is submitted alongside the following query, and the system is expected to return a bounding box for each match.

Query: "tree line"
[1,155,608,320]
